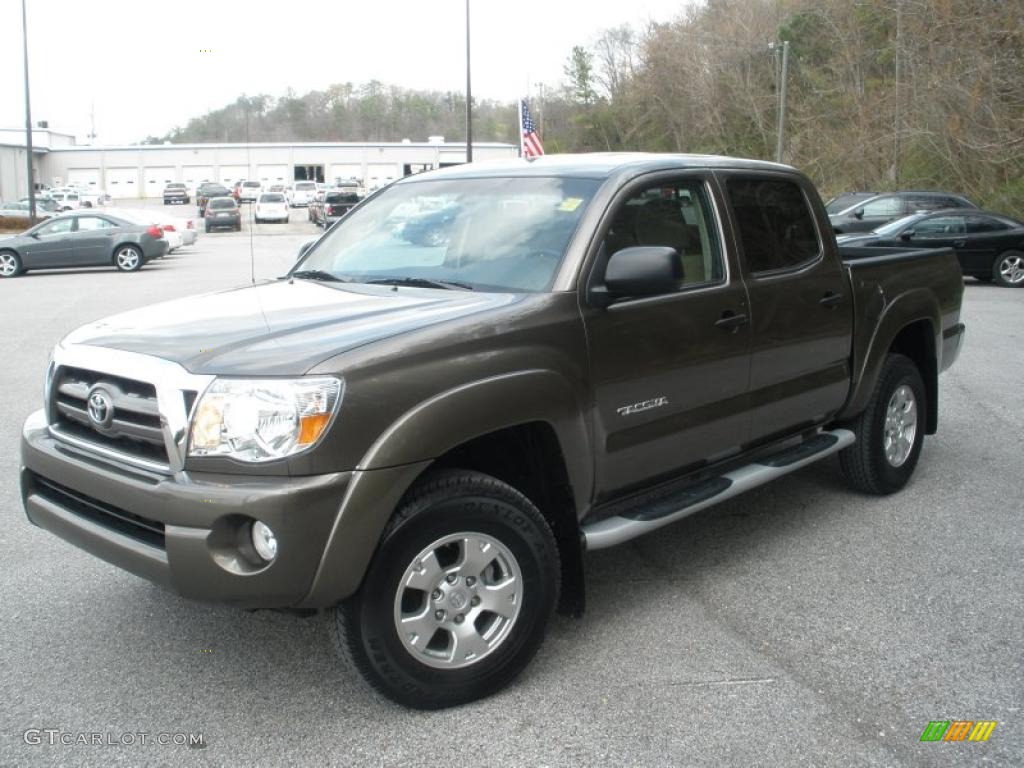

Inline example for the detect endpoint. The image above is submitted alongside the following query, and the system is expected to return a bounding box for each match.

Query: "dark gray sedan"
[0,211,168,278]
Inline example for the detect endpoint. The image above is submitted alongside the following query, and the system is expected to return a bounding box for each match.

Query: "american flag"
[520,99,544,158]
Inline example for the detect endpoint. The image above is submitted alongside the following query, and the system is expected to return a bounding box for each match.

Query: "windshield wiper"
[366,276,474,291]
[290,269,349,283]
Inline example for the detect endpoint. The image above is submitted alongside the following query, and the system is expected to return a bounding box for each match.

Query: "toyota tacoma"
[20,154,965,709]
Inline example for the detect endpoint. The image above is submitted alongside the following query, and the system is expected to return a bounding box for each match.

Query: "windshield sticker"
[558,197,584,212]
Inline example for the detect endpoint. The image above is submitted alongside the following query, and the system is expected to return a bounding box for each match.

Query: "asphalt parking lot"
[0,216,1020,766]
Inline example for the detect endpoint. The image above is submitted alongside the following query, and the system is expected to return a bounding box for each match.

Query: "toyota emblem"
[87,388,114,428]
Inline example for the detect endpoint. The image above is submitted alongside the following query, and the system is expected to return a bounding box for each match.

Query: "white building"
[0,131,516,201]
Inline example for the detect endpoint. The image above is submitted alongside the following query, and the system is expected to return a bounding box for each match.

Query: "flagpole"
[518,99,524,158]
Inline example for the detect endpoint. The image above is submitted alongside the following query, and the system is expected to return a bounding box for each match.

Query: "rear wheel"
[840,353,925,494]
[114,245,143,272]
[332,470,560,709]
[0,250,23,278]
[993,250,1024,287]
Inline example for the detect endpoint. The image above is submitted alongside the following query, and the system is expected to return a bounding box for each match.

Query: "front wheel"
[0,250,23,278]
[993,250,1024,287]
[332,470,560,709]
[114,245,144,272]
[839,353,926,494]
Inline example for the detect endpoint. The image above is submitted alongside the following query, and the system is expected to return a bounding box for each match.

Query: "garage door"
[220,165,248,185]
[106,168,140,199]
[182,165,215,190]
[144,166,176,198]
[256,165,289,186]
[366,163,398,191]
[329,164,362,184]
[67,168,100,189]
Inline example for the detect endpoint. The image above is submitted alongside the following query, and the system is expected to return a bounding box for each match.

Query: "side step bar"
[581,428,856,551]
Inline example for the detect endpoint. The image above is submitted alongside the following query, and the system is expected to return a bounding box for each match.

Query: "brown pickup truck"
[20,154,965,709]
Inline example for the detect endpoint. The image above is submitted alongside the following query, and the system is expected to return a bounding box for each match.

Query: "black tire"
[234,223,241,232]
[0,250,24,278]
[992,250,1024,287]
[839,353,926,495]
[332,470,560,710]
[205,225,211,233]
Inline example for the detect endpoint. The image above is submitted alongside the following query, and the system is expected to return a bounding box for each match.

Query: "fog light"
[251,521,278,562]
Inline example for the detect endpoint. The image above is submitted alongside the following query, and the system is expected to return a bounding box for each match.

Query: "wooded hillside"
[153,0,1024,213]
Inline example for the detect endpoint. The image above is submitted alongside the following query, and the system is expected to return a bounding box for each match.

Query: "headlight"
[189,377,343,462]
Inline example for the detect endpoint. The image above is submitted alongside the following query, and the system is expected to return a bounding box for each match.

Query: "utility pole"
[772,40,790,164]
[465,0,473,163]
[893,0,902,184]
[21,0,36,219]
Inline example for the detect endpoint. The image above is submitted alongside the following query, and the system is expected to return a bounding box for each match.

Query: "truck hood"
[62,280,522,375]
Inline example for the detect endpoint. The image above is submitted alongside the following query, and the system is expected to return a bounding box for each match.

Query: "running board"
[581,428,856,550]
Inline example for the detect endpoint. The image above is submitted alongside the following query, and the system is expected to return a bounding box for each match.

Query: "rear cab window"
[726,178,822,274]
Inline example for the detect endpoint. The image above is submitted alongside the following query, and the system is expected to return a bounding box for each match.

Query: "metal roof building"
[0,133,517,200]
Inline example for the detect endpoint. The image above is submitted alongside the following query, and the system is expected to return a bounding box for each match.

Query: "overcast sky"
[0,0,690,145]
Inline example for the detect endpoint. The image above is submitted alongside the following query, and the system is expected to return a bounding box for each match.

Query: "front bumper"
[20,410,427,608]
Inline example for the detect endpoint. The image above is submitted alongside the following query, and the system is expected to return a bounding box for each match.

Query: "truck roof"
[412,152,793,181]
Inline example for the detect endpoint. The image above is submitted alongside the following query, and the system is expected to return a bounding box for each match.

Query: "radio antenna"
[245,101,255,284]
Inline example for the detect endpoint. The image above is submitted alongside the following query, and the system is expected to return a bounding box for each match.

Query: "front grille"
[51,365,170,466]
[30,473,166,549]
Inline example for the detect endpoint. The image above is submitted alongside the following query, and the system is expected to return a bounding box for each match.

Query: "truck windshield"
[294,176,600,292]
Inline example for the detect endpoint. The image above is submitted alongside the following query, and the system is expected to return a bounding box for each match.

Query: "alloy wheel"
[393,532,523,670]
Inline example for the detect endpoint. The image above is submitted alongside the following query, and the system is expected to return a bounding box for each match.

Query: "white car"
[66,183,110,207]
[254,192,289,223]
[48,190,82,211]
[115,209,193,253]
[238,180,261,203]
[287,181,317,207]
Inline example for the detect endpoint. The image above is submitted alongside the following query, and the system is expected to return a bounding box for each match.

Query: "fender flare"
[840,286,939,428]
[299,369,593,608]
[358,369,592,503]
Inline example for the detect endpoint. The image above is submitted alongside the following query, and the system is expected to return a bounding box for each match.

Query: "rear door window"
[914,215,966,237]
[76,216,115,231]
[860,196,903,217]
[966,215,1007,233]
[726,178,821,273]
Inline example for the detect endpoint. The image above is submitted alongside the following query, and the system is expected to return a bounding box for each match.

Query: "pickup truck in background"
[308,188,360,228]
[19,154,965,709]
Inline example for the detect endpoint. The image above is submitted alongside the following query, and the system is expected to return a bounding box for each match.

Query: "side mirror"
[900,229,914,241]
[852,208,865,219]
[296,240,316,261]
[592,246,680,306]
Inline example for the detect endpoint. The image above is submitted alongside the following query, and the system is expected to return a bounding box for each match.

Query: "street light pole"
[465,0,473,163]
[21,0,36,219]
[774,40,790,164]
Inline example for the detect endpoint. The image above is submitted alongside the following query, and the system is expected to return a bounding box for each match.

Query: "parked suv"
[287,181,318,207]
[238,180,262,203]
[829,190,976,234]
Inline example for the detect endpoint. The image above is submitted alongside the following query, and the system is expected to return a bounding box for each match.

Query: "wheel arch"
[301,370,592,612]
[840,291,939,434]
